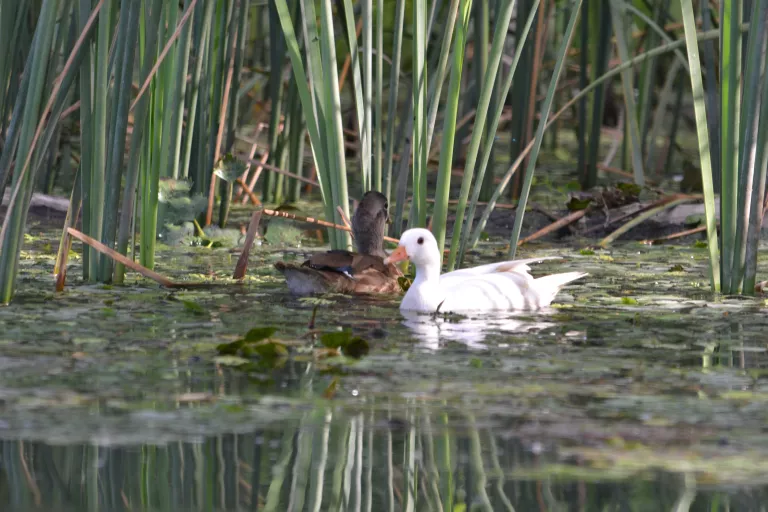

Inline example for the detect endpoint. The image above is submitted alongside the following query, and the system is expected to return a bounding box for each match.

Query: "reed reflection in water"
[0,405,762,511]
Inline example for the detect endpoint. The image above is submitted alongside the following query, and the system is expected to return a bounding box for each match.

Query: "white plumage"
[385,228,587,313]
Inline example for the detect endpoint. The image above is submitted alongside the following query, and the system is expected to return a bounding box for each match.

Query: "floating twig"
[233,210,263,280]
[530,203,561,223]
[65,227,186,288]
[640,225,707,245]
[580,204,646,235]
[581,194,697,235]
[599,196,696,247]
[518,208,589,246]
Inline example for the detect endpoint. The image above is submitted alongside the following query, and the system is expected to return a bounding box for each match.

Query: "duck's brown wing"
[303,250,356,277]
[304,251,391,277]
[349,253,392,274]
[275,257,403,296]
[275,261,349,295]
[347,267,403,294]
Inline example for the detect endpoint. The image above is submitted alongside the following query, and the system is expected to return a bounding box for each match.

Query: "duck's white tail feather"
[533,271,588,306]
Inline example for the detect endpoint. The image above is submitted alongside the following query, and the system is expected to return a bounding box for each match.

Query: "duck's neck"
[402,260,443,311]
[354,226,386,258]
[413,261,441,285]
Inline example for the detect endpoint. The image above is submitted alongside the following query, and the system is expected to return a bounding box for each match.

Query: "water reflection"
[400,310,557,349]
[7,237,768,510]
[0,407,765,511]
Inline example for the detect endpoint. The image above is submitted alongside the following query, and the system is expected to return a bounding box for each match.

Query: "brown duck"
[274,191,403,295]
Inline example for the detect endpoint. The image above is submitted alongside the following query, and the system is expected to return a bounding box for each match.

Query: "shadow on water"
[5,227,768,509]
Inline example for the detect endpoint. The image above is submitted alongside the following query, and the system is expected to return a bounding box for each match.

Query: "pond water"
[2,222,768,511]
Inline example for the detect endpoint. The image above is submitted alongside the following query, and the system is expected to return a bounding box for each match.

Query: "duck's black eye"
[417,237,424,245]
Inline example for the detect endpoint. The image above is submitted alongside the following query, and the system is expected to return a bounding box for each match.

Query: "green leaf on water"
[567,197,593,211]
[344,338,370,359]
[217,327,282,358]
[241,341,289,359]
[563,180,582,192]
[684,214,705,226]
[321,331,353,349]
[320,331,370,359]
[616,182,642,197]
[213,355,249,367]
[243,327,278,342]
[216,339,244,355]
[580,248,596,256]
[621,297,639,305]
[183,300,206,315]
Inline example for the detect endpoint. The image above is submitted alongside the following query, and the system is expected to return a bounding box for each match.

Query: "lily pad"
[240,340,289,359]
[320,331,370,359]
[216,327,279,356]
[216,340,245,355]
[567,196,593,211]
[243,327,278,342]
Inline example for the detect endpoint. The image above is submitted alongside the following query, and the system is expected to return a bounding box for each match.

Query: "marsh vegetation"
[2,0,768,510]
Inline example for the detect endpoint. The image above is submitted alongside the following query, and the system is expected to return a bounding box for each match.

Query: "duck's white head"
[384,228,440,268]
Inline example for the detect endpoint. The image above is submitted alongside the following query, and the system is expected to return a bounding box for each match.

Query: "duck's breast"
[400,281,444,312]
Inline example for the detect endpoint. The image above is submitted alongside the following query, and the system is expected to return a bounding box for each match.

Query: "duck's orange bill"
[384,245,408,265]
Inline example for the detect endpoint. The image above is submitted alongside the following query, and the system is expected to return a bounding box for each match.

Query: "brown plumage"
[274,191,403,296]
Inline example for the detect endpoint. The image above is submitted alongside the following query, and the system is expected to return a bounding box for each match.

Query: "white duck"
[384,228,587,313]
